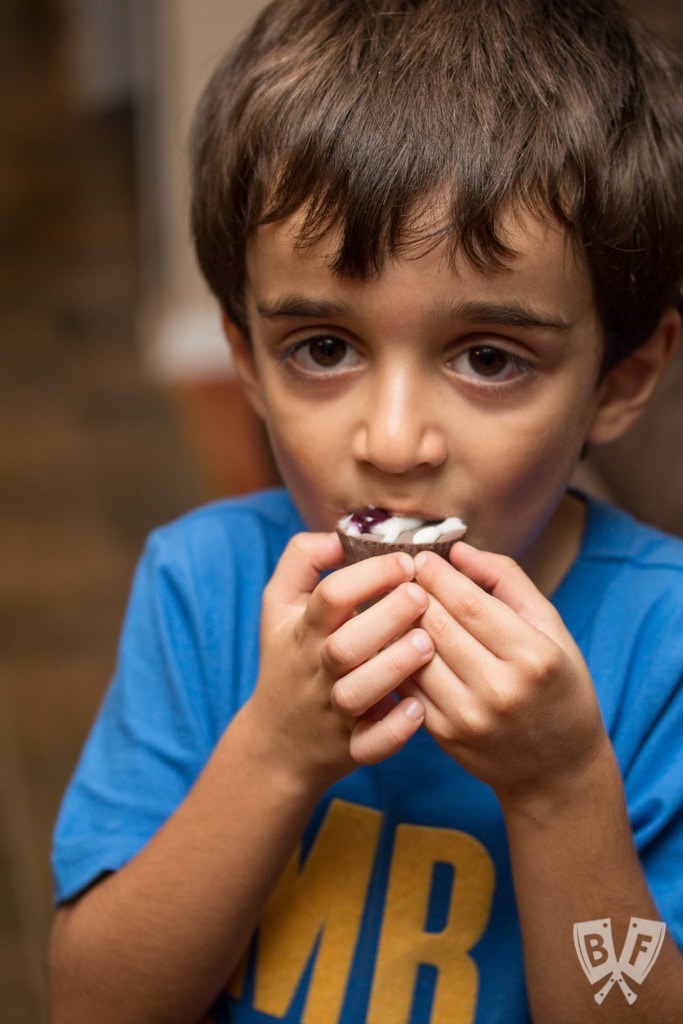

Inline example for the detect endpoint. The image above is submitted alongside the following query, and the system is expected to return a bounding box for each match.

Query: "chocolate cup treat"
[337,507,467,562]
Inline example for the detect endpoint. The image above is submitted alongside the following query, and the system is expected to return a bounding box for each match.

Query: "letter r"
[368,823,495,1023]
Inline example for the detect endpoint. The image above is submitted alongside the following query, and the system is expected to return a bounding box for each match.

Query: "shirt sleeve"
[51,510,265,903]
[609,584,683,951]
[622,647,683,949]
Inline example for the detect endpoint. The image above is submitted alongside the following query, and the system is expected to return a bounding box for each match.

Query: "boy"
[48,1,683,1022]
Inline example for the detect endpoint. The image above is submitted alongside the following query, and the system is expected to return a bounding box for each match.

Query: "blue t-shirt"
[52,489,683,1023]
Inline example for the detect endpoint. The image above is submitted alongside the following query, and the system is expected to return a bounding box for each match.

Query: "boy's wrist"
[497,734,622,832]
[228,697,351,807]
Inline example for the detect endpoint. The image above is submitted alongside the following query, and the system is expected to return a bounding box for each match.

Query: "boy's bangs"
[192,0,683,354]
[247,1,581,278]
[259,129,571,281]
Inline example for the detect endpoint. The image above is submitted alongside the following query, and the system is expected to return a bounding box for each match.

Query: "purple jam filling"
[348,508,391,533]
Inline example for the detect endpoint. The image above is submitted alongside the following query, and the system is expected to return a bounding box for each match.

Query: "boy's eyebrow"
[431,300,571,332]
[256,294,571,331]
[255,296,354,320]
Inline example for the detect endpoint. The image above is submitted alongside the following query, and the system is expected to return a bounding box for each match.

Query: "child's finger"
[348,697,425,765]
[324,581,429,676]
[264,531,346,609]
[331,626,434,715]
[304,551,417,637]
[448,543,570,641]
[412,591,498,695]
[415,550,527,658]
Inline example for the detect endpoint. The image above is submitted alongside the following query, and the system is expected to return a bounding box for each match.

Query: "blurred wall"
[133,0,271,378]
[67,0,270,378]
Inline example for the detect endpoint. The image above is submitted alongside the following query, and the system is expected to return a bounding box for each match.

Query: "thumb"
[263,531,345,612]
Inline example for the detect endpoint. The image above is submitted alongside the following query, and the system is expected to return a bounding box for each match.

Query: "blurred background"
[0,1,680,1020]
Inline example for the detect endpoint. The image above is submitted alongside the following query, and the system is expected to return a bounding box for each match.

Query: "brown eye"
[449,343,532,385]
[308,337,348,367]
[286,335,361,377]
[467,346,510,377]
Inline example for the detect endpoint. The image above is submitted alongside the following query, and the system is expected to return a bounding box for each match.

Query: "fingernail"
[398,553,414,574]
[404,699,425,722]
[410,630,432,655]
[406,583,427,607]
[414,551,429,571]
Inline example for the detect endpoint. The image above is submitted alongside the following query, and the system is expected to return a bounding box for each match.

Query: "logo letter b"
[585,933,609,968]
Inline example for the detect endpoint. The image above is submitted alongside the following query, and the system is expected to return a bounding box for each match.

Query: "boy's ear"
[221,312,266,420]
[587,306,680,447]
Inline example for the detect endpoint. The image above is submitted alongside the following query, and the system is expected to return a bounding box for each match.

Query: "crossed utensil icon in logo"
[573,917,666,1004]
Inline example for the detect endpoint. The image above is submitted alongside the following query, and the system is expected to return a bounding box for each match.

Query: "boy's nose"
[351,371,447,473]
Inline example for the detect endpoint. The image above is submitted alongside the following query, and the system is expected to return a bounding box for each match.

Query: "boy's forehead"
[244,208,597,329]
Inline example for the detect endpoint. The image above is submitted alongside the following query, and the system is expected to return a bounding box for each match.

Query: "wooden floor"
[0,1,680,1021]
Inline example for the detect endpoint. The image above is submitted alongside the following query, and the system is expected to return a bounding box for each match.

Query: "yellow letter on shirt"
[252,799,382,1023]
[367,824,495,1024]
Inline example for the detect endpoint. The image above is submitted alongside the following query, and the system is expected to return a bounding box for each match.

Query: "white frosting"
[371,516,424,542]
[339,511,467,543]
[412,516,467,543]
[338,514,364,538]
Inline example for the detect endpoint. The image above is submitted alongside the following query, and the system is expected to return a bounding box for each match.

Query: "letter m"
[251,800,382,1023]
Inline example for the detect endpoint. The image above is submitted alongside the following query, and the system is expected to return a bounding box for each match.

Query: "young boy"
[48,1,683,1022]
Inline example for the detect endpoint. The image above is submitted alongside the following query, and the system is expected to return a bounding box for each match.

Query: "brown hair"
[190,0,683,366]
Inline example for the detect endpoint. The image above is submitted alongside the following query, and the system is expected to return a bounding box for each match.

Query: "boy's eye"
[286,336,360,374]
[451,344,532,382]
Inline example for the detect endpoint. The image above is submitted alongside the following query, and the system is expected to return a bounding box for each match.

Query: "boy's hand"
[245,532,433,796]
[408,542,608,811]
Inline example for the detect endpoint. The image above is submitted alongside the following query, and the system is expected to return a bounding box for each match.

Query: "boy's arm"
[403,545,683,1024]
[48,534,432,1024]
[49,703,329,1024]
[503,742,683,1024]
